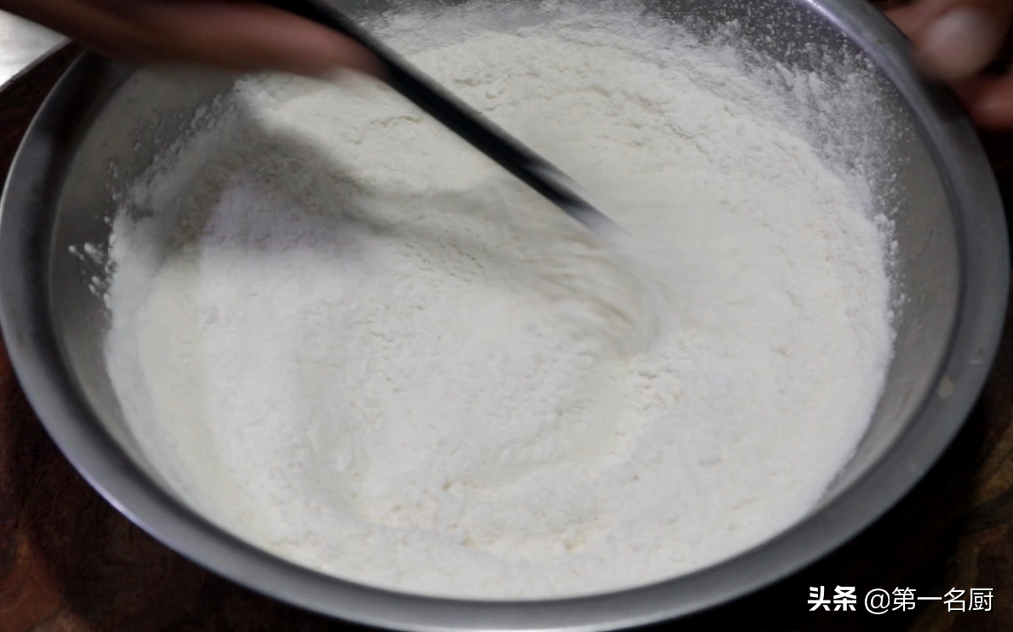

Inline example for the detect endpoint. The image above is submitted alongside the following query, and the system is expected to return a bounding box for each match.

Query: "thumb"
[888,0,1013,81]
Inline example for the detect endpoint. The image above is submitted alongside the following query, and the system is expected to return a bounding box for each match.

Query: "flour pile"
[101,1,895,598]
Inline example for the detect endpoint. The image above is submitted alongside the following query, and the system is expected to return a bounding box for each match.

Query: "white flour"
[102,2,895,598]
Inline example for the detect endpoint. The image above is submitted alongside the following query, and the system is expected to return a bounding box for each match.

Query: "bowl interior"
[46,0,958,596]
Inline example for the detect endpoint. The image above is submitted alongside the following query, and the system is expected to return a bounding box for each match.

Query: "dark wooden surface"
[4,35,1013,632]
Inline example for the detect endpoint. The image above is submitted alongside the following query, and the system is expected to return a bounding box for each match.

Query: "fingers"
[886,0,1013,128]
[2,0,384,78]
[959,75,1013,127]
[130,2,385,77]
[887,0,1013,81]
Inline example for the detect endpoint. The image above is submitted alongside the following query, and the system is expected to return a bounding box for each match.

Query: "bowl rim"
[1,1,1009,629]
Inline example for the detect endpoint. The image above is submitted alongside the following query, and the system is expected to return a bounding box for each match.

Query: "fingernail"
[325,52,388,82]
[918,7,1003,81]
[356,57,390,81]
[316,63,388,85]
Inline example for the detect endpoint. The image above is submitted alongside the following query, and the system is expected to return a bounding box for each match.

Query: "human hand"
[887,0,1013,128]
[0,0,382,78]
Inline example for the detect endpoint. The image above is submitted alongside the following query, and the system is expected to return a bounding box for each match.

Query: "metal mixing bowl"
[1,0,1009,629]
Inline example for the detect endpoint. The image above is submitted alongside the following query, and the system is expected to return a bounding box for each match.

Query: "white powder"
[102,2,895,599]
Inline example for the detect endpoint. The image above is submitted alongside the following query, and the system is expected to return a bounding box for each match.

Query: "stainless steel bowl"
[1,0,1009,630]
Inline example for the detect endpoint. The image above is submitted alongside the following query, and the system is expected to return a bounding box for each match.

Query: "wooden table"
[2,40,1013,632]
